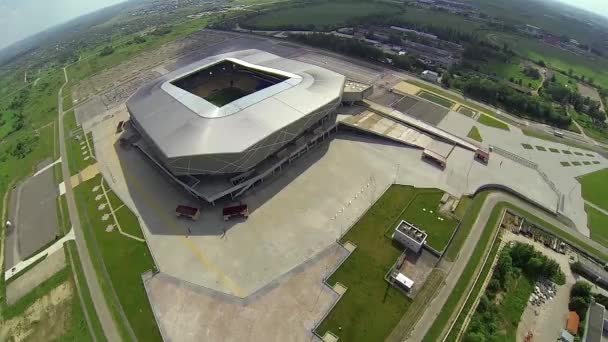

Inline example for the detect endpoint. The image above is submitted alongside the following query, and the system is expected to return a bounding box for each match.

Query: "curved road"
[407,190,608,341]
[58,68,121,341]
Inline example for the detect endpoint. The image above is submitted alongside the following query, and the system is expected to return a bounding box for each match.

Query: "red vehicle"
[222,204,249,221]
[176,205,200,221]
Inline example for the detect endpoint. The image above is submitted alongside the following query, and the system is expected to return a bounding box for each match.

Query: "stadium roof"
[127,50,345,158]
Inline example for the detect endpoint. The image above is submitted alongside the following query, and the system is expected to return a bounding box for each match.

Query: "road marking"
[121,169,245,297]
[32,158,62,177]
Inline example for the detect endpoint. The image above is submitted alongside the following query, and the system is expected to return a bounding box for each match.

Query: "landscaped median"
[63,110,96,176]
[75,174,161,342]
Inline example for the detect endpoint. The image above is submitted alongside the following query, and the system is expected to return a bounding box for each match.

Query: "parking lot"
[4,159,60,266]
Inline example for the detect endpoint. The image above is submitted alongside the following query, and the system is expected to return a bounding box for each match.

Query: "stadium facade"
[127,50,345,177]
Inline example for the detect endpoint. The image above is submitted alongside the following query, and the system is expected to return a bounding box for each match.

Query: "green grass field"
[245,1,396,30]
[575,151,584,156]
[400,191,459,252]
[457,106,476,118]
[467,126,483,142]
[478,114,509,130]
[495,274,535,341]
[481,59,541,89]
[205,87,250,107]
[417,91,454,108]
[549,148,560,153]
[583,161,592,165]
[562,150,573,154]
[569,109,608,143]
[522,143,533,150]
[422,200,503,342]
[572,161,582,166]
[535,145,547,151]
[63,111,96,176]
[561,162,571,167]
[585,205,608,248]
[316,185,416,342]
[578,169,608,211]
[75,175,161,342]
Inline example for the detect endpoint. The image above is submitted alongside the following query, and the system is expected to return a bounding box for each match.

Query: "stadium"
[126,50,347,203]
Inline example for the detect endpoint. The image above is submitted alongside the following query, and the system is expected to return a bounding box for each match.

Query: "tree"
[538,59,546,67]
[570,296,590,319]
[525,257,543,276]
[571,281,592,299]
[568,68,573,76]
[99,46,114,56]
[495,250,513,287]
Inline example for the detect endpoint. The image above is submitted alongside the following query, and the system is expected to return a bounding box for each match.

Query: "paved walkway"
[4,229,74,281]
[58,67,122,341]
[407,190,608,341]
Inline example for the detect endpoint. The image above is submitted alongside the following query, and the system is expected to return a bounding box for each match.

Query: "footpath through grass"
[75,175,161,342]
[478,114,510,130]
[578,168,608,211]
[467,126,483,142]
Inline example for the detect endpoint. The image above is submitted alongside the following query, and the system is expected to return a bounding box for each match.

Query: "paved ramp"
[340,110,454,157]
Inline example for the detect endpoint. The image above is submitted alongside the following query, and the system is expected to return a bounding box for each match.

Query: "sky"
[0,0,125,49]
[554,0,608,18]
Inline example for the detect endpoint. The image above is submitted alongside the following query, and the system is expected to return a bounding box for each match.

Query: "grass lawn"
[417,91,454,108]
[575,151,584,156]
[481,59,541,89]
[522,143,533,150]
[572,161,582,166]
[75,175,161,342]
[316,185,417,342]
[579,168,608,211]
[535,145,547,151]
[549,148,560,153]
[467,126,483,142]
[64,110,95,176]
[443,192,490,262]
[562,150,572,154]
[422,199,503,342]
[478,114,509,130]
[399,191,459,252]
[103,182,144,239]
[457,106,477,118]
[584,205,608,248]
[245,1,396,30]
[583,161,592,165]
[205,87,250,107]
[561,162,571,167]
[386,269,445,342]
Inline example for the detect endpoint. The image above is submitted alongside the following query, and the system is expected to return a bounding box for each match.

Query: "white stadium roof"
[127,50,346,159]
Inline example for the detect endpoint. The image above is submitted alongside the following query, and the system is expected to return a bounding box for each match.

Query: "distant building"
[522,24,542,37]
[421,70,440,83]
[390,26,438,40]
[392,220,427,253]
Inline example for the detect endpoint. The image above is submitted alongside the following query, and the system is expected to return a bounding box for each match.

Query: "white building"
[421,70,440,83]
[393,220,427,253]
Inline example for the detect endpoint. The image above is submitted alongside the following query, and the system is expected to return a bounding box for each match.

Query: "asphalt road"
[58,67,121,341]
[407,191,608,341]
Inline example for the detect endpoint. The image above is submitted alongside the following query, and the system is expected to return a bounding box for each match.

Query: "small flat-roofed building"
[560,330,574,342]
[392,272,414,291]
[421,70,439,83]
[422,149,447,169]
[342,80,373,104]
[393,220,427,253]
[567,311,579,335]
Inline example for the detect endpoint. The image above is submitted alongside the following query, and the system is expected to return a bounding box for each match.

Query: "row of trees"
[465,242,564,341]
[569,281,592,320]
[450,76,572,127]
[542,78,606,123]
[289,33,424,72]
